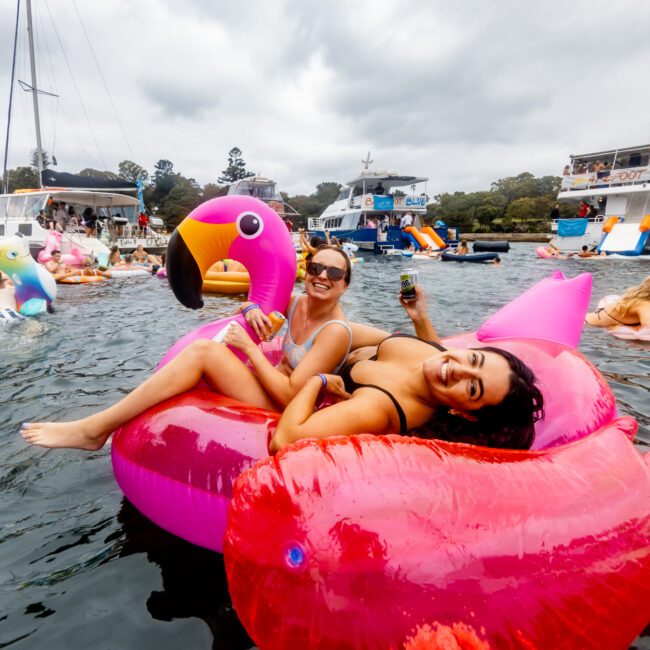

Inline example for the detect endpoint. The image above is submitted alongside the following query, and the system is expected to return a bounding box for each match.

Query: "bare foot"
[21,419,110,451]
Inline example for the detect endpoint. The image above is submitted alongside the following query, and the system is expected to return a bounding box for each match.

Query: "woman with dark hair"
[270,286,544,453]
[22,246,354,451]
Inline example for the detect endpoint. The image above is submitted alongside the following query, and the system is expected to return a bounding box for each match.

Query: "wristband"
[318,373,328,389]
[242,303,260,316]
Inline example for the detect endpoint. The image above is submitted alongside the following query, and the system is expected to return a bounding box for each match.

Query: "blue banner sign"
[373,195,394,210]
[557,218,588,237]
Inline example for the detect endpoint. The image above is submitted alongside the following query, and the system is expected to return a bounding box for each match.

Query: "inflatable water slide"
[598,215,650,256]
[403,226,446,251]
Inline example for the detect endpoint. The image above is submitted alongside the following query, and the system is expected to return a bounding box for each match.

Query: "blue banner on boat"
[373,195,394,210]
[558,218,588,237]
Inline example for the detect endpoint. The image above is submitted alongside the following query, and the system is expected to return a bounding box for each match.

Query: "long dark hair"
[413,347,545,450]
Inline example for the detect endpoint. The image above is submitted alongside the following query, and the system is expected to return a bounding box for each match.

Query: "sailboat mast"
[2,0,21,194]
[26,0,44,188]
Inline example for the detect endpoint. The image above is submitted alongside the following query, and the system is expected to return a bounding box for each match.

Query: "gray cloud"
[2,0,650,195]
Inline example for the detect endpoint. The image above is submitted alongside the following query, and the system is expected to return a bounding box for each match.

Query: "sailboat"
[1,0,169,261]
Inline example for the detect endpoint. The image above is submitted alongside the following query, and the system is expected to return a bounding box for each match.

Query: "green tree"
[504,197,537,222]
[218,147,255,184]
[7,166,38,192]
[30,149,51,171]
[78,168,120,180]
[158,177,202,228]
[475,194,503,230]
[151,159,177,204]
[118,160,149,183]
[313,182,341,206]
[202,183,228,201]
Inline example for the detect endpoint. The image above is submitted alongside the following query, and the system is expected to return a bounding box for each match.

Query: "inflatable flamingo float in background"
[36,230,85,267]
[108,196,649,649]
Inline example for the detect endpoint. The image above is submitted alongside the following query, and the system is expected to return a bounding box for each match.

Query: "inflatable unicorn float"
[0,235,57,319]
[107,196,650,649]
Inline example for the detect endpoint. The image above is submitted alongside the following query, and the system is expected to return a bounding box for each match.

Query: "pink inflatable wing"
[225,418,650,650]
[477,270,592,348]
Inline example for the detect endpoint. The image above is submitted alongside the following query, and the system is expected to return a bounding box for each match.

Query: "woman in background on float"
[586,277,650,329]
[270,286,544,453]
[21,246,354,451]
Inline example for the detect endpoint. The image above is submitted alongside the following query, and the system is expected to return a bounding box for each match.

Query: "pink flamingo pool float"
[108,197,650,649]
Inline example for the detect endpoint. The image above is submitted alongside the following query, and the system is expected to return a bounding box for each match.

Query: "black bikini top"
[339,333,446,434]
[593,307,641,327]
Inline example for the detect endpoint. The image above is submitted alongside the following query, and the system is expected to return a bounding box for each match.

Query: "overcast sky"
[1,0,650,196]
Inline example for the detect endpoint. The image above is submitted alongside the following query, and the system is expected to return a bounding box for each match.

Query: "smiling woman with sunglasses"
[269,285,544,454]
[22,245,355,451]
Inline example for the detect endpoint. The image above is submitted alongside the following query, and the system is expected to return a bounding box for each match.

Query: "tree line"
[5,148,570,232]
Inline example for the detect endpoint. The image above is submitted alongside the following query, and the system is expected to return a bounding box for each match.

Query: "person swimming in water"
[585,276,650,329]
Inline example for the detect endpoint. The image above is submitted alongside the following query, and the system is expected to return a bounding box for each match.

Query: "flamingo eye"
[236,211,264,239]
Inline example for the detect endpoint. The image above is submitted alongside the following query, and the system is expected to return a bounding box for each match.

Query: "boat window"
[7,195,27,219]
[337,189,350,201]
[254,185,277,200]
[24,194,45,218]
[0,225,4,236]
[18,223,32,236]
[0,197,8,217]
[352,187,363,197]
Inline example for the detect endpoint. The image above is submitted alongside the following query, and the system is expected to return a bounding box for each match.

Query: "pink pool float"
[37,230,84,266]
[109,196,650,648]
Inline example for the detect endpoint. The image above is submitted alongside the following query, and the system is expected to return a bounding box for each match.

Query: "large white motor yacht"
[553,144,650,256]
[308,161,432,251]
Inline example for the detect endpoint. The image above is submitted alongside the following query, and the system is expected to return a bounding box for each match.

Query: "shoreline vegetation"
[7,147,569,235]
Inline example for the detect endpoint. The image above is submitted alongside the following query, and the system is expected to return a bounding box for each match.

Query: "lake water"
[1,243,648,649]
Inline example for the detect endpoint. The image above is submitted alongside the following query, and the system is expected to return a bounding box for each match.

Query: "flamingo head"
[167,196,296,311]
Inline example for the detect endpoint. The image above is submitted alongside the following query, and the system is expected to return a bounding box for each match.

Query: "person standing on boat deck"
[374,183,385,195]
[82,208,97,237]
[67,206,79,229]
[577,201,590,218]
[399,212,414,230]
[562,165,571,176]
[138,212,149,236]
[550,204,560,221]
[54,204,67,232]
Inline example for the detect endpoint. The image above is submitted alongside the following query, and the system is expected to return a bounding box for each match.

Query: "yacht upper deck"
[559,144,650,195]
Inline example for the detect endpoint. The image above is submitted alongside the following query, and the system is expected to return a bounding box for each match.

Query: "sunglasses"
[306,261,346,281]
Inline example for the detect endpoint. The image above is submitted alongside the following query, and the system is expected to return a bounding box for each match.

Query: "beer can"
[400,268,419,302]
[266,310,287,340]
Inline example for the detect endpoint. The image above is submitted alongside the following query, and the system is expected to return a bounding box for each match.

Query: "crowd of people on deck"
[35,202,163,240]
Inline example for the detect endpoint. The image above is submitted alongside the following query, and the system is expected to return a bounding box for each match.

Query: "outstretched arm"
[399,286,441,343]
[270,376,391,453]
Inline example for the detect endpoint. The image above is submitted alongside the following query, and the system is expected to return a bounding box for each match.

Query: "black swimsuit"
[592,307,641,327]
[339,333,446,434]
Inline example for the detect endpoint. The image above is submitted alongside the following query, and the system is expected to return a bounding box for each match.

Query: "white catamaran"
[1,0,169,261]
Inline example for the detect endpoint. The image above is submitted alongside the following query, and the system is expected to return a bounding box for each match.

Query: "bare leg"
[21,339,278,451]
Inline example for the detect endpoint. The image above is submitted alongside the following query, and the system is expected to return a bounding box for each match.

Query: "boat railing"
[560,166,650,192]
[550,215,605,233]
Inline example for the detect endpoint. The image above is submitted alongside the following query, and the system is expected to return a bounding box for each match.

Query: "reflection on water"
[0,245,648,648]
